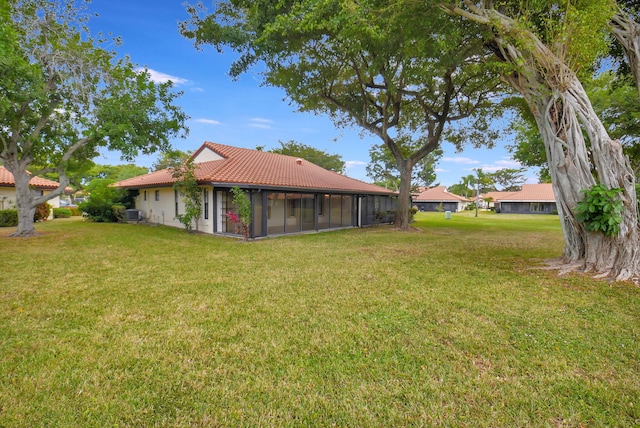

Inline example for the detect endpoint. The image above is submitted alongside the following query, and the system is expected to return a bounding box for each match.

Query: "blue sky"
[88,0,534,187]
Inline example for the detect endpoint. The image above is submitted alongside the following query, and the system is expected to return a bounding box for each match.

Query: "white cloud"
[249,118,275,129]
[480,159,524,172]
[195,118,222,125]
[345,160,367,168]
[251,117,274,124]
[442,156,480,165]
[249,123,274,129]
[135,68,189,85]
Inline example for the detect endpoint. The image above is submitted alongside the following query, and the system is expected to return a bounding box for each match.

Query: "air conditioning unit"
[125,209,144,222]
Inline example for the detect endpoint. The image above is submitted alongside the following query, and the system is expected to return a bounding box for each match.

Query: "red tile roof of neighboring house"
[0,166,60,189]
[113,142,396,195]
[481,191,515,202]
[413,186,471,202]
[495,183,556,202]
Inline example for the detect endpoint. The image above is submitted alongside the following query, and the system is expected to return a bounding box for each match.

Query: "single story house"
[412,186,471,212]
[493,183,557,214]
[112,142,397,238]
[478,191,514,210]
[0,166,61,217]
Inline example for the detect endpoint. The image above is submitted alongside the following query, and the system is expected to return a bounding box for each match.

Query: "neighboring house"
[412,186,471,212]
[112,142,397,238]
[479,191,515,210]
[494,183,557,214]
[0,166,61,218]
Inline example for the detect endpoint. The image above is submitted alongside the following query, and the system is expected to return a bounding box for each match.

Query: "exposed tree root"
[8,231,41,238]
[535,258,639,285]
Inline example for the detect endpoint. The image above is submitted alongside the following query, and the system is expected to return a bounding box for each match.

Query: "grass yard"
[1,212,639,427]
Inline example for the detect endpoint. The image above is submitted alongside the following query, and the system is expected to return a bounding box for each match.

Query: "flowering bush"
[225,210,249,239]
[34,202,51,222]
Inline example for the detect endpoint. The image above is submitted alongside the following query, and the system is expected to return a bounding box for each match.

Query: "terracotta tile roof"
[113,142,396,195]
[481,191,516,201]
[495,183,556,202]
[413,186,471,202]
[0,166,60,189]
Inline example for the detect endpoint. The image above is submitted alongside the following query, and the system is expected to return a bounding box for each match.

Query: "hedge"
[53,208,72,218]
[0,209,18,227]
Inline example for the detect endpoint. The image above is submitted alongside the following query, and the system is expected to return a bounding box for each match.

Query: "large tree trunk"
[395,159,414,231]
[445,4,640,281]
[531,82,639,280]
[2,159,67,237]
[9,166,38,237]
[610,9,640,98]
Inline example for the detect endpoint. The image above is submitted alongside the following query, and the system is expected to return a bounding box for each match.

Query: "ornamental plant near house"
[172,161,202,232]
[229,186,251,240]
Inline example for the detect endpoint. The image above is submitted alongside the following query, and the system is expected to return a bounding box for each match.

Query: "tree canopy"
[1,0,188,236]
[366,144,441,191]
[268,140,345,174]
[442,0,640,281]
[181,0,502,229]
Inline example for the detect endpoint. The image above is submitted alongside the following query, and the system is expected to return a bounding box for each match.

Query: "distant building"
[494,183,557,214]
[412,186,471,212]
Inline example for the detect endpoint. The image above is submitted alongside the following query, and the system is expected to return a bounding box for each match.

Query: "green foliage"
[79,179,129,222]
[575,184,624,236]
[0,209,18,227]
[181,0,503,230]
[367,144,442,191]
[1,0,187,235]
[67,207,82,217]
[52,208,72,218]
[409,206,418,222]
[269,141,345,173]
[172,162,202,232]
[491,168,527,192]
[111,205,127,223]
[33,202,51,222]
[229,186,252,239]
[152,149,192,171]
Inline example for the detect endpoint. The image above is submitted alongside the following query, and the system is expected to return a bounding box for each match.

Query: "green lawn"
[1,212,639,427]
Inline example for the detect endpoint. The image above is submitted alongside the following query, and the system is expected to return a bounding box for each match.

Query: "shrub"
[575,184,624,236]
[111,205,127,223]
[53,208,72,218]
[34,202,51,222]
[68,207,82,216]
[79,178,130,222]
[409,206,418,223]
[0,209,18,227]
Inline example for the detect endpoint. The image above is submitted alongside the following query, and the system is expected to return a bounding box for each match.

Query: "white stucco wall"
[193,147,224,163]
[0,187,60,219]
[135,186,214,233]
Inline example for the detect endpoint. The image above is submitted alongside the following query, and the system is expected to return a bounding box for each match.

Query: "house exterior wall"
[134,186,215,232]
[0,187,60,218]
[414,201,462,212]
[134,185,397,237]
[497,201,557,214]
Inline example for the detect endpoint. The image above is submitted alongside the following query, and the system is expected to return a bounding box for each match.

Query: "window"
[318,195,325,216]
[530,202,544,212]
[288,198,298,217]
[203,189,209,220]
[143,191,147,201]
[174,190,179,216]
[155,190,160,201]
